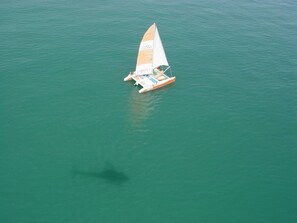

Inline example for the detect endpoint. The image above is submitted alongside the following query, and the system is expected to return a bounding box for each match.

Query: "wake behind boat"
[124,23,176,93]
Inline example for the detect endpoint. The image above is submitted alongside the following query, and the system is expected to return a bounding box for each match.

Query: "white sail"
[152,26,169,69]
[135,23,169,75]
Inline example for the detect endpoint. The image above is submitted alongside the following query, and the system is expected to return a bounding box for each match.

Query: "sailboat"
[124,23,176,93]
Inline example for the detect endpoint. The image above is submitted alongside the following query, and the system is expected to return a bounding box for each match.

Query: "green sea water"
[1,0,297,222]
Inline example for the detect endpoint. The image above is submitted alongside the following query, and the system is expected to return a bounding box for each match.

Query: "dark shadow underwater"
[72,162,130,185]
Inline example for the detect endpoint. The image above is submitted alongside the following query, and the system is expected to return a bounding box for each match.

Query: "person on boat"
[154,66,165,80]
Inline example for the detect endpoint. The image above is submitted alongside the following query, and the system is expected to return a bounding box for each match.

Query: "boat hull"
[124,73,133,81]
[139,76,176,93]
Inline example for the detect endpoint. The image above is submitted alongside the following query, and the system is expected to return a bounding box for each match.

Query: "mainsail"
[135,23,169,75]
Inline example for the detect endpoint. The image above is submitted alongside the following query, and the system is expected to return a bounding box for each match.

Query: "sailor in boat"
[153,66,166,81]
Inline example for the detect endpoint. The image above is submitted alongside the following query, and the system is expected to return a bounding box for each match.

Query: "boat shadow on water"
[72,162,130,186]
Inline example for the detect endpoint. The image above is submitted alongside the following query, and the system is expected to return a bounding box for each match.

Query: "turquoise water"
[1,0,297,222]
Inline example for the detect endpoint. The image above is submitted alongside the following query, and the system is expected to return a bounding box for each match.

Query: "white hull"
[124,74,133,81]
